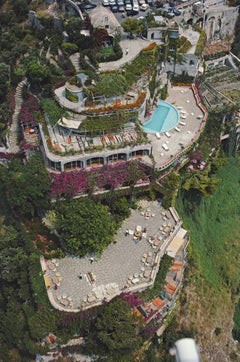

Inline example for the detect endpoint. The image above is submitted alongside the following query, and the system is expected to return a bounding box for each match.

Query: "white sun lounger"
[181,115,187,119]
[155,132,161,139]
[165,131,171,138]
[175,127,181,132]
[180,121,186,126]
[162,143,169,151]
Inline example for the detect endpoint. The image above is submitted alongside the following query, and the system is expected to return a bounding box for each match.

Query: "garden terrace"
[39,123,152,172]
[200,65,239,109]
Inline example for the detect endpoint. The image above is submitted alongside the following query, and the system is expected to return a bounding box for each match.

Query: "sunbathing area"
[147,86,205,169]
[48,124,140,155]
[41,200,188,312]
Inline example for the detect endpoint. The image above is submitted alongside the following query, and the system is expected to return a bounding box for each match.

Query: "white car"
[109,0,116,5]
[138,0,145,4]
[102,0,109,5]
[125,3,132,10]
[132,3,139,12]
[140,3,149,10]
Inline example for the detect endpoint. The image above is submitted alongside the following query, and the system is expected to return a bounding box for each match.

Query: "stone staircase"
[69,52,80,72]
[7,78,28,154]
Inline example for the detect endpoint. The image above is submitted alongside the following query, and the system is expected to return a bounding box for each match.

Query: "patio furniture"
[87,294,96,303]
[132,277,140,284]
[48,261,56,271]
[60,298,68,306]
[144,270,151,278]
[87,272,96,284]
[52,276,59,284]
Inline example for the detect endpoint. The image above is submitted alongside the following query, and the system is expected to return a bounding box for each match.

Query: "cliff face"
[179,280,239,362]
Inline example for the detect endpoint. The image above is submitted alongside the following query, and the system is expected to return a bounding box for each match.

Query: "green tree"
[62,42,78,55]
[90,298,142,353]
[95,73,127,97]
[121,18,144,37]
[28,310,56,340]
[0,63,10,101]
[54,198,116,256]
[110,197,130,222]
[26,60,51,86]
[0,152,51,217]
[64,18,83,45]
[182,171,220,198]
[41,98,69,127]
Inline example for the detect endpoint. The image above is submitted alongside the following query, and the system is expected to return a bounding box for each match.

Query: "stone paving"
[43,200,178,311]
[146,85,204,168]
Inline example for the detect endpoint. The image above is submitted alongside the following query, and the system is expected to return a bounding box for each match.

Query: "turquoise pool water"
[142,100,179,133]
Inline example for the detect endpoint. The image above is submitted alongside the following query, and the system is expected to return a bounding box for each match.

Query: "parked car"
[125,3,132,11]
[140,3,149,10]
[127,9,138,15]
[133,2,139,11]
[173,8,182,15]
[111,4,119,11]
[118,4,125,11]
[81,3,97,11]
[146,0,153,5]
[102,0,109,5]
[154,1,163,8]
[117,0,124,5]
[109,0,116,5]
[139,0,146,4]
[78,1,97,11]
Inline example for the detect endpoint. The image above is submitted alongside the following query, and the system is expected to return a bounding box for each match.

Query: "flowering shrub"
[120,293,142,307]
[50,160,150,197]
[19,95,40,128]
[85,92,146,114]
[54,81,65,89]
[51,169,89,198]
[142,42,157,52]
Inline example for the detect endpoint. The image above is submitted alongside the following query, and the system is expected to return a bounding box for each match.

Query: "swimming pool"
[142,100,179,133]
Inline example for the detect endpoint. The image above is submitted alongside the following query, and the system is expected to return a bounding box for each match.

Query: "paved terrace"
[146,86,204,169]
[41,201,182,312]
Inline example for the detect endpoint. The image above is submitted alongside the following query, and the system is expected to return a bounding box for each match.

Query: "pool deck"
[147,86,203,168]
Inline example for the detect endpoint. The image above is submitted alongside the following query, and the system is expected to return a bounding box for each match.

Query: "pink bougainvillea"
[50,160,151,198]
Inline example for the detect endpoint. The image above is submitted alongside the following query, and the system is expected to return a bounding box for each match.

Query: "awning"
[166,233,186,258]
[58,117,81,130]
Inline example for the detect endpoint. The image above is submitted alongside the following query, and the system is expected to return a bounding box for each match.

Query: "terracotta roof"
[152,297,166,308]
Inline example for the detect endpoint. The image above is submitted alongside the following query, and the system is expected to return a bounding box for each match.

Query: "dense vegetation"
[54,198,117,257]
[177,157,240,290]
